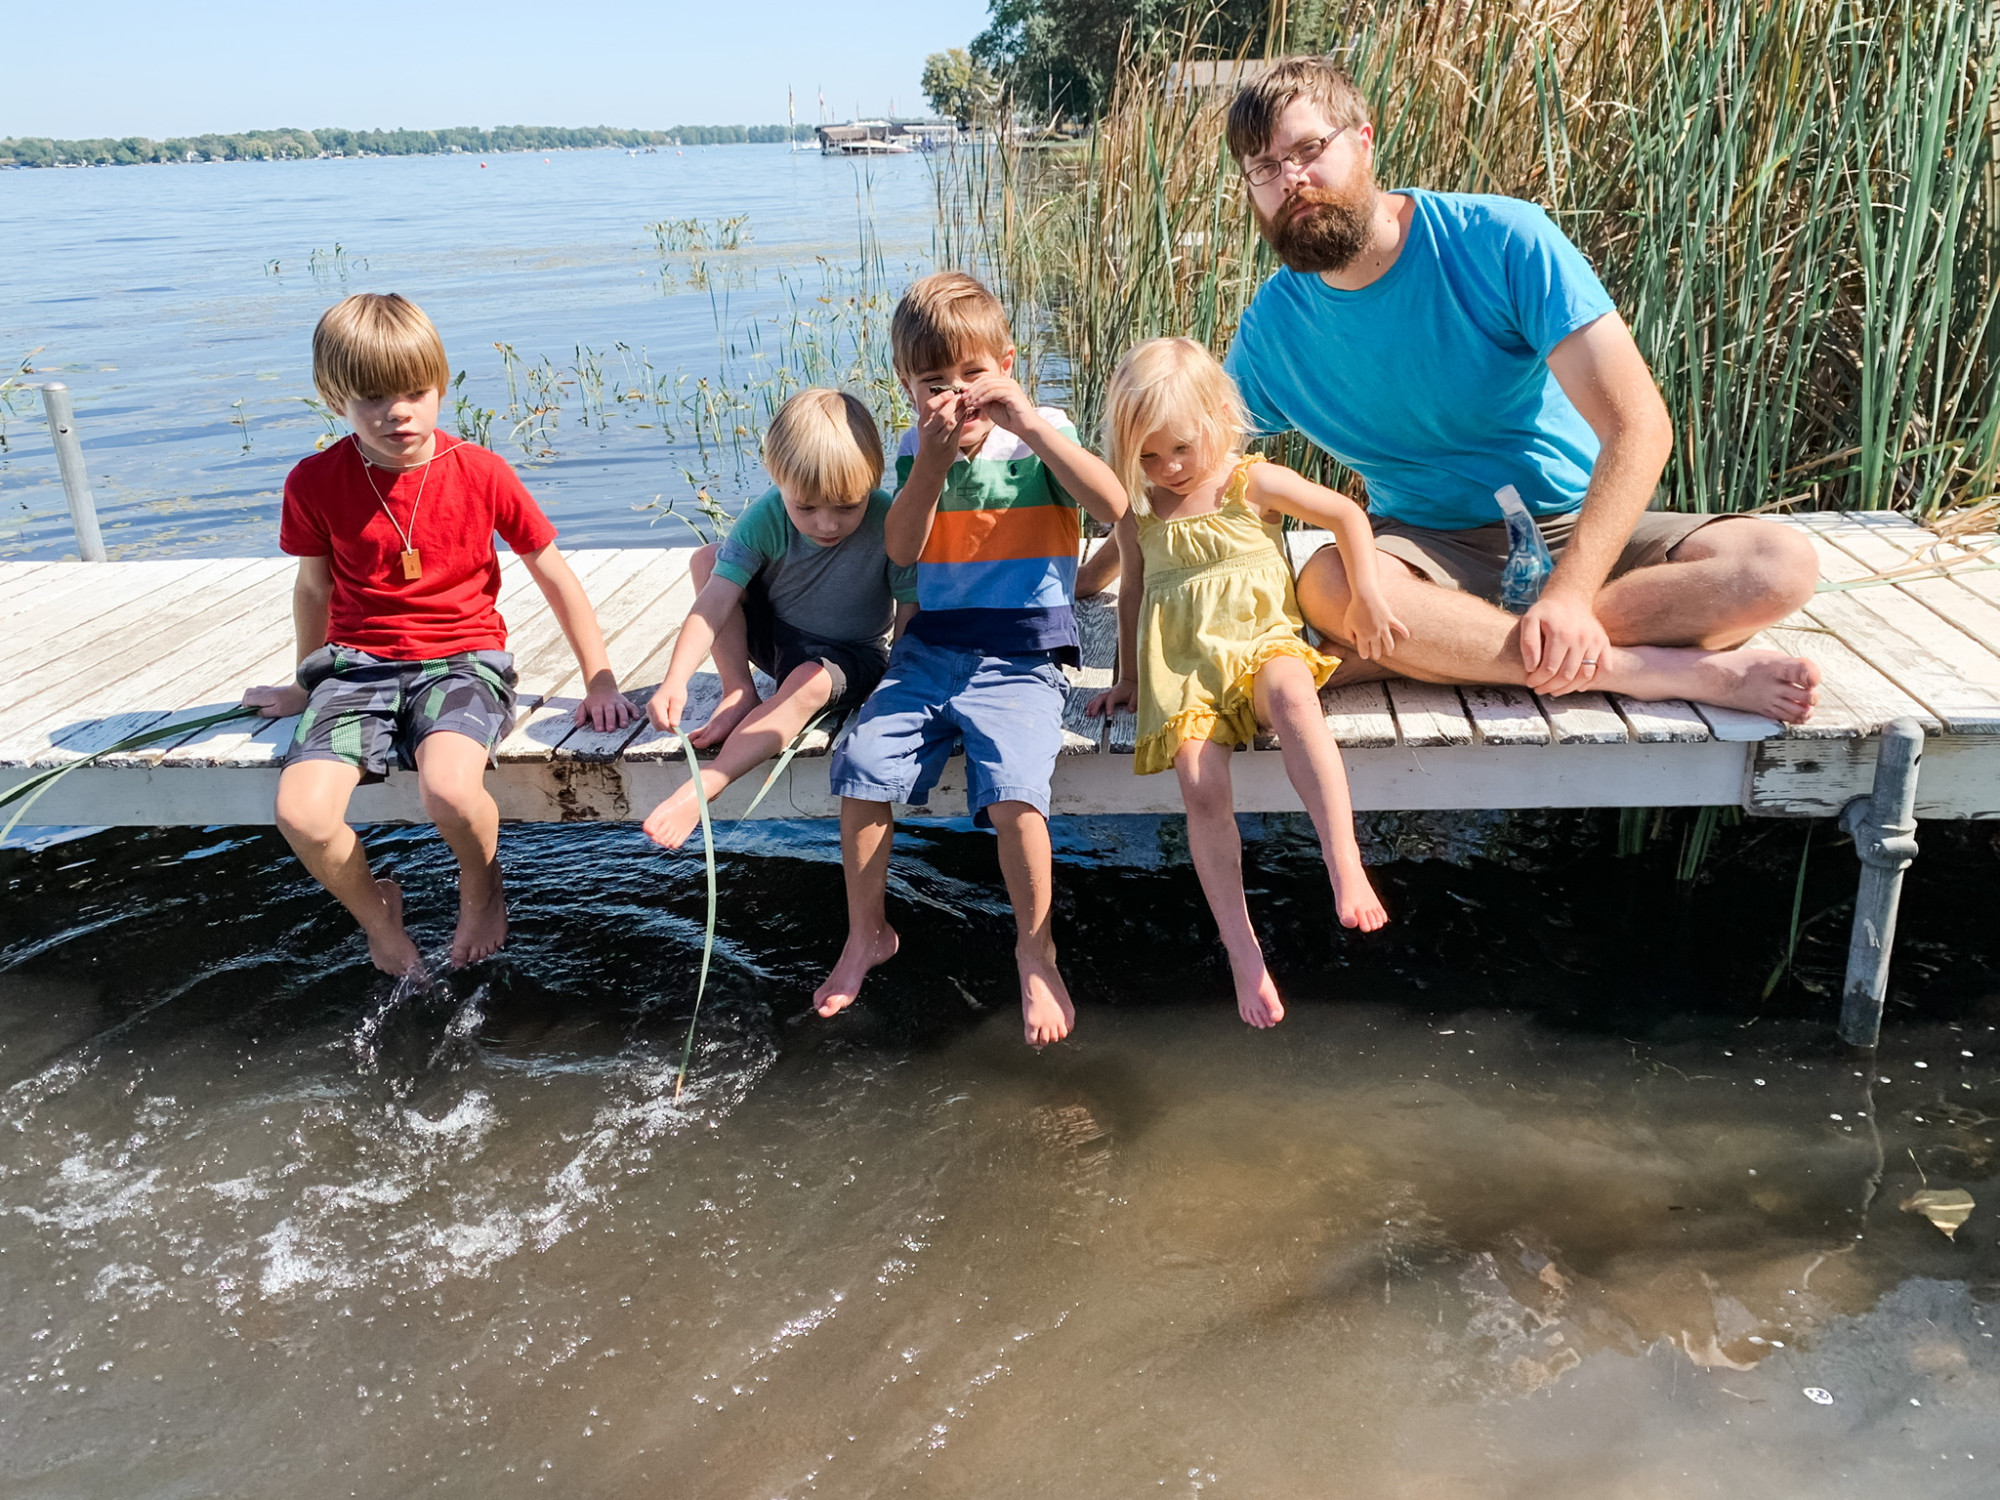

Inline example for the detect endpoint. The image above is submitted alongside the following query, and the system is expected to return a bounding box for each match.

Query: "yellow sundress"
[1131,453,1340,776]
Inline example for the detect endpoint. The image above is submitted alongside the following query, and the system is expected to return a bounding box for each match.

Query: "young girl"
[1086,338,1405,1027]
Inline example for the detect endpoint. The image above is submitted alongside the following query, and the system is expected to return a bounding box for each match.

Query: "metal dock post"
[1836,718,1924,1048]
[38,383,107,562]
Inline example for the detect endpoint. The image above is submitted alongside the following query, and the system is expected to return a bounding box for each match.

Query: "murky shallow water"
[2,816,1996,1496]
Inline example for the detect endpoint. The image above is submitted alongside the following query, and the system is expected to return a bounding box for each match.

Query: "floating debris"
[1900,1188,1975,1240]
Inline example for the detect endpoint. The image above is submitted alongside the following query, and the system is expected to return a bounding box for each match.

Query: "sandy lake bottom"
[1,814,1995,1497]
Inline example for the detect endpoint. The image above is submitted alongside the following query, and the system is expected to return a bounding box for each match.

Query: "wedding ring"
[1581,658,1599,667]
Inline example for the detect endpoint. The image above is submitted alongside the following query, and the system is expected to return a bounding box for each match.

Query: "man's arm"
[520,543,640,731]
[242,556,332,717]
[1529,312,1674,694]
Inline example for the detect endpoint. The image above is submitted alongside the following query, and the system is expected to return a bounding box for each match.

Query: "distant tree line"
[0,123,819,168]
[970,0,1291,121]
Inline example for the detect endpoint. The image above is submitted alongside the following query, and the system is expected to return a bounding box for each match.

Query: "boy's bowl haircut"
[313,293,452,410]
[764,389,884,506]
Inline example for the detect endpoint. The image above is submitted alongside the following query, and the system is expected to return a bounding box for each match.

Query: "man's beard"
[1257,177,1376,274]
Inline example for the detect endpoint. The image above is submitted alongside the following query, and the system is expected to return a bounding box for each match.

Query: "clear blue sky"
[2,0,996,139]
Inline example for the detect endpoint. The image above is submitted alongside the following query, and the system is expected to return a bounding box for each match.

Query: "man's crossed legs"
[1298,515,1824,721]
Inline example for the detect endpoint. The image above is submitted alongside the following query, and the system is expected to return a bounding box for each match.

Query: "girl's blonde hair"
[1102,337,1249,513]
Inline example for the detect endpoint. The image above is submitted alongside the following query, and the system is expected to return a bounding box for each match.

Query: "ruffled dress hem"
[1131,635,1338,776]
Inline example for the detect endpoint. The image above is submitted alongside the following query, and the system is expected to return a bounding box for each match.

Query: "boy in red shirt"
[243,293,636,975]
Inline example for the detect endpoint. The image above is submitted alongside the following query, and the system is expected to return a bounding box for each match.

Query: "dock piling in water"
[1837,717,1924,1049]
[38,382,107,562]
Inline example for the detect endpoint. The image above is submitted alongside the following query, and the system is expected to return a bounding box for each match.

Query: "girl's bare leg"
[1174,737,1284,1027]
[1254,656,1388,932]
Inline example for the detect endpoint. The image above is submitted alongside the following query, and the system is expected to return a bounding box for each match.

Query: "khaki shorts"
[1362,509,1739,605]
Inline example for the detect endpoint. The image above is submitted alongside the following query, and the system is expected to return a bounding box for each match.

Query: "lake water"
[0,144,937,560]
[2,148,1999,1496]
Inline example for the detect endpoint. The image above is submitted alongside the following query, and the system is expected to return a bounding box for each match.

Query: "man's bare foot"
[641,783,706,851]
[450,875,508,967]
[688,682,760,749]
[1229,952,1285,1028]
[1332,859,1389,932]
[813,923,899,1017]
[1686,648,1822,724]
[1016,943,1076,1047]
[364,879,425,976]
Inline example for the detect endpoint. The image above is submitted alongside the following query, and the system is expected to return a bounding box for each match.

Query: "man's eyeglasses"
[1241,126,1351,188]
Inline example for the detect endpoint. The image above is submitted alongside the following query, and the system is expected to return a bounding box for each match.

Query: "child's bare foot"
[364,879,425,977]
[641,783,706,851]
[688,682,760,749]
[1230,954,1285,1028]
[813,923,899,1017]
[1016,943,1076,1047]
[1332,858,1389,932]
[450,875,508,967]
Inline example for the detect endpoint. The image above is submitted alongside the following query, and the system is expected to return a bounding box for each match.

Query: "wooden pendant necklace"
[354,435,435,580]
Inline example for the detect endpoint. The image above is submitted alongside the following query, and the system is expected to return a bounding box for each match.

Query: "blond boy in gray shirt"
[641,389,916,849]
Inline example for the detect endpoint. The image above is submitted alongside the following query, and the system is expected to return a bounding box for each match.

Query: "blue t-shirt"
[1224,189,1617,531]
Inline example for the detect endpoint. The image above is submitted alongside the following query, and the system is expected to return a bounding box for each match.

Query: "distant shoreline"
[0,124,820,170]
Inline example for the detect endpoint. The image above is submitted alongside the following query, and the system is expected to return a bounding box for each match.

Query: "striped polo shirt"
[897,409,1082,659]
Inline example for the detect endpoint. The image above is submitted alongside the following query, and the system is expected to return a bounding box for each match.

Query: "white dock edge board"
[3,739,1756,827]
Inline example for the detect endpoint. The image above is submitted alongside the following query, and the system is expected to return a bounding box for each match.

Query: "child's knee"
[1257,658,1322,717]
[690,542,722,586]
[418,760,494,823]
[274,777,350,846]
[783,661,837,708]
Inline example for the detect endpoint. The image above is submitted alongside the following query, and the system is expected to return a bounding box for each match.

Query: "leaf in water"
[1899,1188,1975,1240]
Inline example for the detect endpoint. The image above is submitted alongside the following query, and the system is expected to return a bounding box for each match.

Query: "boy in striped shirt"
[813,273,1128,1045]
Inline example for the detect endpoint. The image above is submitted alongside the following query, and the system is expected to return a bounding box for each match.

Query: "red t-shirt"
[278,433,558,659]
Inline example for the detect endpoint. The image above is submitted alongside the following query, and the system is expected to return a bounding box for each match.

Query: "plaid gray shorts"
[286,644,517,783]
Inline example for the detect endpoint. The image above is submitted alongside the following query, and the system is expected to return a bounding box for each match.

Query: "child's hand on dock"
[575,672,639,731]
[1085,679,1137,718]
[242,682,308,718]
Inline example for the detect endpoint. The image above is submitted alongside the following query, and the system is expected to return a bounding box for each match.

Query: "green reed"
[937,0,2000,518]
[0,349,41,453]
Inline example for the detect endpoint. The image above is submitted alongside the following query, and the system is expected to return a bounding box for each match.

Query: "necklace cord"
[353,433,438,557]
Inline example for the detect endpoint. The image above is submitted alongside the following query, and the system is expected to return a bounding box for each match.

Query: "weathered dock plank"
[2,514,1995,825]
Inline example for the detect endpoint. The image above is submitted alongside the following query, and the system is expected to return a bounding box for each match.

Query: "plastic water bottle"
[1495,484,1553,615]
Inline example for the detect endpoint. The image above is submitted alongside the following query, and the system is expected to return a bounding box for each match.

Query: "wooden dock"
[1,511,1996,830]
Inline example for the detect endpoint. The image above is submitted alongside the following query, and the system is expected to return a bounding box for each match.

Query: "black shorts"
[741,579,890,717]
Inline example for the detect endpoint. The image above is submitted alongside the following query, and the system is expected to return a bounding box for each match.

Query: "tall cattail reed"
[935,0,2000,519]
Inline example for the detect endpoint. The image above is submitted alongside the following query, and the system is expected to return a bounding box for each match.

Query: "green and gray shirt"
[712,486,917,643]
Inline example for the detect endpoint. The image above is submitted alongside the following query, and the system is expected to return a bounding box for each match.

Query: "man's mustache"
[1277,185,1346,227]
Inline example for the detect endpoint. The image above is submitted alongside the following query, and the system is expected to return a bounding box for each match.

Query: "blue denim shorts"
[828,634,1068,825]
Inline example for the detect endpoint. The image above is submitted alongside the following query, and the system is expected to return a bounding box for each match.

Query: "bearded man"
[1214,57,1822,722]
